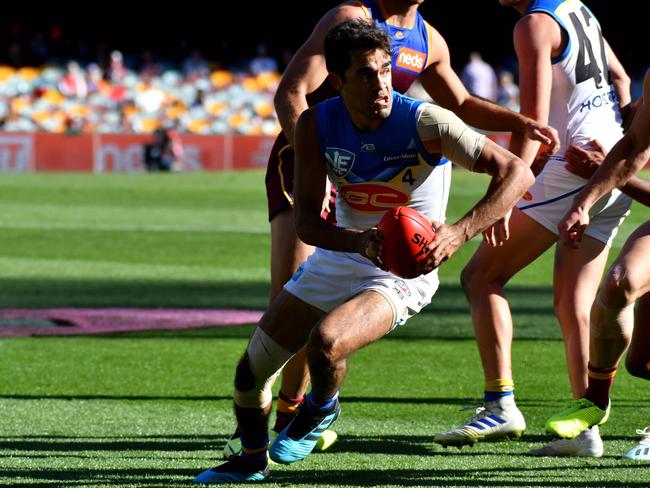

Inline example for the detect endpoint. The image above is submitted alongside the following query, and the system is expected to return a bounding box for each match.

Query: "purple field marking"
[0,309,264,337]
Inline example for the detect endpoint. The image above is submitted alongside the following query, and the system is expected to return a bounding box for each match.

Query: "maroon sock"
[583,362,617,410]
[273,391,303,432]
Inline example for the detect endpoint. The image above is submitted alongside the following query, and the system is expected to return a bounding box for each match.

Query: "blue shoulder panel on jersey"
[525,0,571,65]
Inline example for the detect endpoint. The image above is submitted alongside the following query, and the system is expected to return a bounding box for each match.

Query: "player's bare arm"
[604,39,632,118]
[566,140,650,207]
[426,139,534,268]
[559,70,650,246]
[509,13,558,166]
[417,23,558,159]
[274,4,368,146]
[293,108,383,264]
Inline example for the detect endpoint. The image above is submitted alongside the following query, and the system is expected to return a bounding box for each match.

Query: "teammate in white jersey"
[545,68,650,461]
[193,19,534,484]
[434,0,633,456]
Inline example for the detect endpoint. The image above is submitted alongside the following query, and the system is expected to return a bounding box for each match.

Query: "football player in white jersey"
[545,68,650,461]
[434,0,633,457]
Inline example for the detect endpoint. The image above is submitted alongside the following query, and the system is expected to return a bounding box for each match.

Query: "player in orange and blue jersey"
[195,19,535,483]
[235,0,559,460]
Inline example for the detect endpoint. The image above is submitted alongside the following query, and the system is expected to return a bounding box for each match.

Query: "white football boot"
[434,395,526,447]
[529,425,603,457]
[622,426,650,461]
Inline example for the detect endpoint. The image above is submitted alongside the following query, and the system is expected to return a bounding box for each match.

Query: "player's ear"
[328,72,344,92]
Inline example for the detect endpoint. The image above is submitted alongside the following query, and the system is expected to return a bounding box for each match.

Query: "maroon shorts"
[265,132,336,223]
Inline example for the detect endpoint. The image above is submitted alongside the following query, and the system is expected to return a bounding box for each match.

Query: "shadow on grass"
[0,279,552,315]
[0,278,561,340]
[0,435,225,452]
[2,394,647,410]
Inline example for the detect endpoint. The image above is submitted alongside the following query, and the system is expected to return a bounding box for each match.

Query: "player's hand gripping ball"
[377,206,436,279]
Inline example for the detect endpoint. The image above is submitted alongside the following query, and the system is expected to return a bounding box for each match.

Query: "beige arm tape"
[416,104,485,171]
[234,327,295,409]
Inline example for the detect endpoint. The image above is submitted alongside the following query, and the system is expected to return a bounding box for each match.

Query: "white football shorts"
[283,247,439,330]
[517,159,631,246]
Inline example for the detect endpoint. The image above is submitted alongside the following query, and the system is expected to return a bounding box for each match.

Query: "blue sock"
[305,391,339,413]
[484,390,514,402]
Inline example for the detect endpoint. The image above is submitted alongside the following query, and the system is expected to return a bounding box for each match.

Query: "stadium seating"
[0,63,282,136]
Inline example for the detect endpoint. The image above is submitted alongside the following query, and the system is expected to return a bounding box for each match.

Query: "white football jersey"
[527,0,624,153]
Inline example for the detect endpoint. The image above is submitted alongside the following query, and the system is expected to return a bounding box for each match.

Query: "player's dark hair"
[324,19,392,80]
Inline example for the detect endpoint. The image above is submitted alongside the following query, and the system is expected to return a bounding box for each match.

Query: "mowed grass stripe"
[0,221,269,234]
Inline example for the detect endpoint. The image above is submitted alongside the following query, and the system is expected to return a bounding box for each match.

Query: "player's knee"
[233,328,293,409]
[600,264,637,308]
[308,326,342,368]
[460,265,473,297]
[553,294,588,326]
[625,354,650,380]
[460,262,484,298]
[461,261,506,299]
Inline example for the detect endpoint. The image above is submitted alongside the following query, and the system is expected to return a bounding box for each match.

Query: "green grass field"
[0,171,649,487]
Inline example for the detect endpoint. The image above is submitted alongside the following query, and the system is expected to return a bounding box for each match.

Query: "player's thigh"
[313,290,394,358]
[270,210,314,298]
[464,208,556,286]
[553,234,610,315]
[259,289,325,353]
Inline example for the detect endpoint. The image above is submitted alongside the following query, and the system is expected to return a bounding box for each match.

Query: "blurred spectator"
[183,49,209,80]
[140,50,162,80]
[58,61,88,99]
[497,70,520,112]
[64,115,85,135]
[249,44,278,75]
[85,63,108,95]
[460,51,498,102]
[144,128,183,171]
[107,50,127,84]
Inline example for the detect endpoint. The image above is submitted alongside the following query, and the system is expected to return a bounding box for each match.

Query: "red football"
[377,206,435,279]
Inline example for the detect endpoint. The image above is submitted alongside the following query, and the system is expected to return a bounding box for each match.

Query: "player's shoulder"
[513,11,560,51]
[515,7,560,33]
[417,102,463,126]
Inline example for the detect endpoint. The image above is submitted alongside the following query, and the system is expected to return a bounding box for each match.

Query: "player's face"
[340,49,393,122]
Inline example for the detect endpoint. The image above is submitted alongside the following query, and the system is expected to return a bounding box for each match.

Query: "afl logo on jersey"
[340,183,409,212]
[396,47,425,73]
[325,147,355,178]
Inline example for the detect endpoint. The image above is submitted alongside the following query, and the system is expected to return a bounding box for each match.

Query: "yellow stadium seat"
[210,70,234,88]
[43,89,65,105]
[187,119,210,134]
[0,65,15,82]
[206,101,226,116]
[228,113,247,129]
[16,67,41,81]
[254,102,274,118]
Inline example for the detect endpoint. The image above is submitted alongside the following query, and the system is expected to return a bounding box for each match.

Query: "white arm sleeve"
[415,103,485,171]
